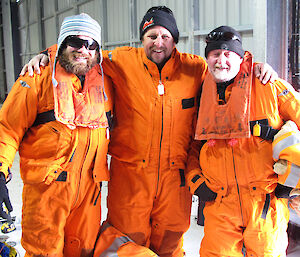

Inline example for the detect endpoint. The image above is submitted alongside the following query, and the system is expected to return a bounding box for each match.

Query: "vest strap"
[32,110,56,127]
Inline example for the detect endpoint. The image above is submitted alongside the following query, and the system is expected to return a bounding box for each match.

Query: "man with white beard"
[187,25,300,257]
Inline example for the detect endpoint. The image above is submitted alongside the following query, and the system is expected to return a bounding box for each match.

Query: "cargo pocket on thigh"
[178,169,192,224]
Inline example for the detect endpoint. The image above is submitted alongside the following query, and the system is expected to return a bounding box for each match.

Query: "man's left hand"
[254,63,278,84]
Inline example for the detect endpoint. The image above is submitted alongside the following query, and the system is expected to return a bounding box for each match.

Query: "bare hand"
[19,54,49,77]
[254,63,278,85]
[289,195,300,217]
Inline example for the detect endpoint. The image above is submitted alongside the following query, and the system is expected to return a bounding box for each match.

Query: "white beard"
[211,68,230,82]
[209,64,240,83]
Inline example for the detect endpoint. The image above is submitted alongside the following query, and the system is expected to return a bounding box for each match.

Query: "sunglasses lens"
[66,37,98,50]
[66,37,84,49]
[87,40,98,50]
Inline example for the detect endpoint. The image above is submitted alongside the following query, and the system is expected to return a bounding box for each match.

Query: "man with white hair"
[0,13,112,256]
[187,25,300,256]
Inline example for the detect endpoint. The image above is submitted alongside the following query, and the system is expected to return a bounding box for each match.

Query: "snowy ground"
[2,152,300,257]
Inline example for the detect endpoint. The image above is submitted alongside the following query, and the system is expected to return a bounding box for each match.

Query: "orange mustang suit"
[187,52,300,256]
[101,46,207,256]
[0,45,112,257]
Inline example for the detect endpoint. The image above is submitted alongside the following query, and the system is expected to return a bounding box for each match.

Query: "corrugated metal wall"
[0,0,294,99]
[16,0,257,60]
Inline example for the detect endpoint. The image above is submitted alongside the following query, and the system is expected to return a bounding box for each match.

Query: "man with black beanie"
[20,9,278,257]
[186,25,300,256]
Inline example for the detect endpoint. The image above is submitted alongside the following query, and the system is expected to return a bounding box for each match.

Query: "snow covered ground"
[2,152,300,256]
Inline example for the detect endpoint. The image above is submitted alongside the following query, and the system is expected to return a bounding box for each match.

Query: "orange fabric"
[195,51,253,140]
[0,46,112,255]
[201,189,289,256]
[22,129,102,256]
[107,158,191,257]
[186,54,300,256]
[48,45,108,130]
[102,47,207,169]
[101,46,207,256]
[94,222,158,257]
[0,47,112,184]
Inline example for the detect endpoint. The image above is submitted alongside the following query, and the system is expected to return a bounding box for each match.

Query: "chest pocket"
[170,97,197,160]
[182,97,195,109]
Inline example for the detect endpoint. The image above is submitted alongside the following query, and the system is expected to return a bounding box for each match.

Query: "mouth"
[215,66,229,71]
[73,54,88,63]
[152,49,164,54]
[75,57,87,61]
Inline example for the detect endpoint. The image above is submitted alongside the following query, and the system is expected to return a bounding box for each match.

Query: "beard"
[58,48,99,76]
[210,68,230,82]
[209,64,239,83]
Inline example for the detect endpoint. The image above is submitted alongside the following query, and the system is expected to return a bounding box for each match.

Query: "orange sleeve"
[275,78,300,128]
[103,74,115,120]
[0,73,40,178]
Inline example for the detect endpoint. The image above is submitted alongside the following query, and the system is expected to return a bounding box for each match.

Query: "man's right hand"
[20,53,49,77]
[0,173,13,222]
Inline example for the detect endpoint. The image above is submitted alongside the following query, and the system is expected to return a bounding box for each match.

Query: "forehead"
[144,25,173,36]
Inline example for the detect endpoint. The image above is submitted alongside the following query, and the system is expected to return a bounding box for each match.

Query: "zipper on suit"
[231,147,245,227]
[155,76,164,198]
[73,128,91,206]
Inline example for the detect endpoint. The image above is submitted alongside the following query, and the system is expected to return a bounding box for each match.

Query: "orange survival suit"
[186,52,300,256]
[100,46,207,256]
[0,45,112,257]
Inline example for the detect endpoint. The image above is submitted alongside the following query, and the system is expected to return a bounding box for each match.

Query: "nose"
[154,36,163,47]
[216,53,226,65]
[77,45,89,54]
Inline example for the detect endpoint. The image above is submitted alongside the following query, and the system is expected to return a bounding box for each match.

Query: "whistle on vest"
[253,122,261,137]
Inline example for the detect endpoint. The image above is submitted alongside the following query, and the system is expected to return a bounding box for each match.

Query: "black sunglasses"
[205,31,241,43]
[65,36,98,50]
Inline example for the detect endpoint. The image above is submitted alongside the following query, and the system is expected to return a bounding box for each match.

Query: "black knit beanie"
[139,6,179,44]
[205,26,245,58]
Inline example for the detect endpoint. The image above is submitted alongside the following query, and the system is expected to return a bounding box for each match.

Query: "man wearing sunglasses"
[0,13,113,257]
[186,25,300,256]
[20,8,278,257]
